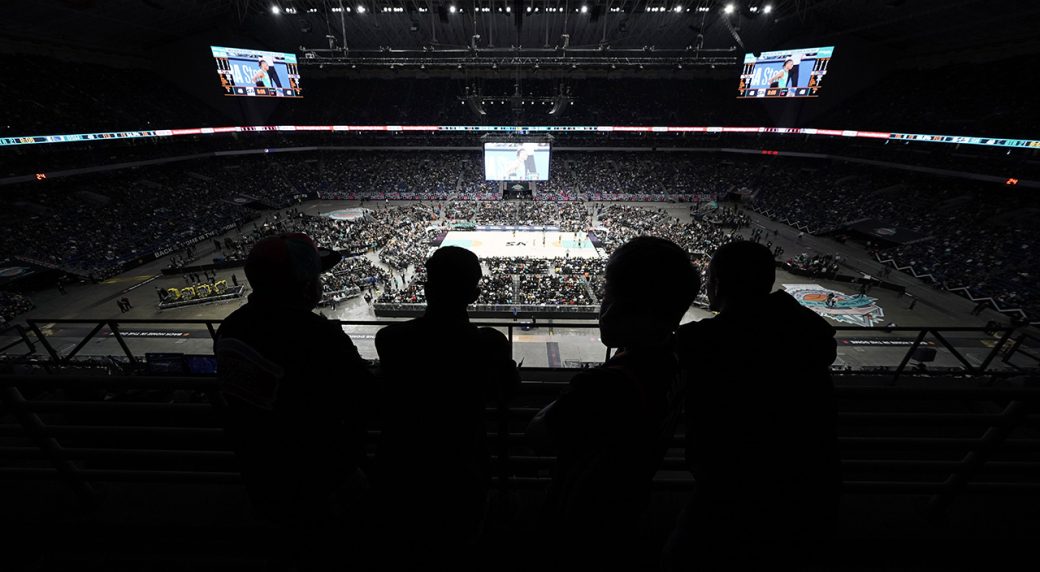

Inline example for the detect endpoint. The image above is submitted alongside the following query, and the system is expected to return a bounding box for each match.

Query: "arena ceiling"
[3,0,1039,70]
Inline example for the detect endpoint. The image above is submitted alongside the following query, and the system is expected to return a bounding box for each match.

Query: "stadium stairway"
[2,368,1040,570]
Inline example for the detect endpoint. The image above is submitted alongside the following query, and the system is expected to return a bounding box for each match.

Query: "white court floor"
[439,230,602,259]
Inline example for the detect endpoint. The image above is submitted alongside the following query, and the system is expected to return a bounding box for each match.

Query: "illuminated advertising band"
[1,126,1037,149]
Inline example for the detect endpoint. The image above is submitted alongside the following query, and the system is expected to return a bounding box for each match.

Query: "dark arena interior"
[2,0,1040,570]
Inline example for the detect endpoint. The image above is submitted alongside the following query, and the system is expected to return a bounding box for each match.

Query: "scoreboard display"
[738,46,834,99]
[211,46,302,98]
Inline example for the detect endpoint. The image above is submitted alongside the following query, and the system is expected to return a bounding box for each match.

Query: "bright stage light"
[763,4,773,13]
[450,4,457,13]
[724,3,735,14]
[674,5,683,13]
[271,5,281,14]
[581,4,588,13]
[357,4,366,13]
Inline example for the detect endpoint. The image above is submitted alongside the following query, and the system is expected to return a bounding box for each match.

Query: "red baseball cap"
[244,233,342,292]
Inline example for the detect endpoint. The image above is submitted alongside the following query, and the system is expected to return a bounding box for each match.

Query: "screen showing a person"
[737,46,834,99]
[484,142,551,181]
[211,46,302,98]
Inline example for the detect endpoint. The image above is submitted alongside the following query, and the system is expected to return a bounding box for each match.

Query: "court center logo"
[782,283,885,327]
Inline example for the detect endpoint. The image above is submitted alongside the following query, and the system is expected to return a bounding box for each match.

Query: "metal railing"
[1,374,1039,520]
[5,319,1038,378]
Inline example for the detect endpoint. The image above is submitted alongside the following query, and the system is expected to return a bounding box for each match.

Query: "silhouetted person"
[214,233,372,565]
[527,236,700,570]
[665,240,840,569]
[373,246,519,567]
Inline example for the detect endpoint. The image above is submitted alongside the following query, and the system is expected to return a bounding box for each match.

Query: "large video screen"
[738,46,834,99]
[484,142,551,181]
[211,46,302,98]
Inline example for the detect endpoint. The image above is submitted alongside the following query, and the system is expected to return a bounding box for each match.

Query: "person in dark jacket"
[528,236,700,570]
[373,246,519,568]
[665,240,840,569]
[214,233,372,530]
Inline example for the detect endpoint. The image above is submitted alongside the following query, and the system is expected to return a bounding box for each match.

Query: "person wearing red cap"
[214,233,372,538]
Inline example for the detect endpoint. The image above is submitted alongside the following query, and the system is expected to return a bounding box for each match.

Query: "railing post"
[108,321,138,365]
[0,386,99,508]
[892,329,929,384]
[929,329,977,374]
[0,325,35,355]
[977,328,1015,373]
[926,400,1027,520]
[62,321,107,364]
[16,324,35,354]
[27,321,61,364]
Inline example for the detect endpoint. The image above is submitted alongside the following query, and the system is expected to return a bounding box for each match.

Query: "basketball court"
[438,230,602,259]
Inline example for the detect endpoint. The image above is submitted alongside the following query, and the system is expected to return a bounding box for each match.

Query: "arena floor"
[440,230,601,259]
[3,200,1035,372]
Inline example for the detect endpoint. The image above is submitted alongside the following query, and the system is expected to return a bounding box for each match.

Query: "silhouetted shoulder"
[375,321,410,368]
[675,318,723,367]
[476,326,510,358]
[375,320,411,346]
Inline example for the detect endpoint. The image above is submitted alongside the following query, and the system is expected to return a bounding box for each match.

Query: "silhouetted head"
[705,240,776,312]
[424,246,481,311]
[244,233,341,309]
[600,236,699,348]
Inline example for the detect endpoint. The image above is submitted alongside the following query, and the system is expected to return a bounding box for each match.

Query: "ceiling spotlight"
[724,3,735,14]
[271,4,280,14]
[763,4,773,13]
[581,4,588,13]
[674,5,683,12]
[449,4,456,13]
[357,4,366,13]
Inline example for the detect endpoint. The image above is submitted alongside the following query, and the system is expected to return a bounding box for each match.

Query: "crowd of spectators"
[476,275,515,305]
[0,166,253,280]
[320,256,389,305]
[549,257,606,276]
[3,139,1037,320]
[751,166,1040,319]
[484,257,549,275]
[0,291,34,324]
[598,204,739,259]
[517,275,594,306]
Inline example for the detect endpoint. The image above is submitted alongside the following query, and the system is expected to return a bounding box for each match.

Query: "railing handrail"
[7,318,1038,383]
[2,372,1039,518]
[3,374,1040,397]
[20,317,1029,332]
